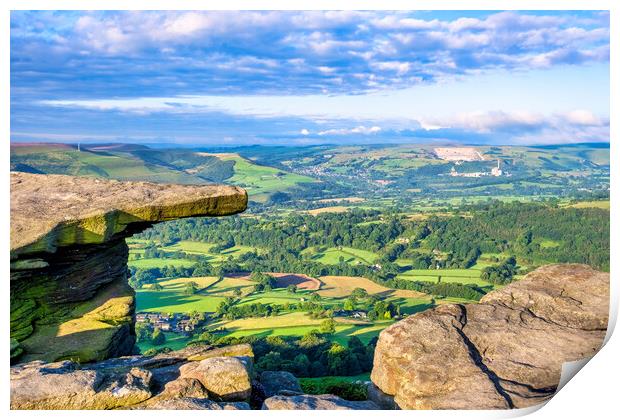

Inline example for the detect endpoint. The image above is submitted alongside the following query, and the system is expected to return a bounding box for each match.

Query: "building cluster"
[333,309,368,319]
[449,159,505,178]
[136,312,206,334]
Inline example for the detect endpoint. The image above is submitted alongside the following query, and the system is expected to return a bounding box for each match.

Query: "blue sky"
[10,10,610,145]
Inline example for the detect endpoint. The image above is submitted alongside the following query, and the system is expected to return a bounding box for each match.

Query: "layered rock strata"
[10,172,247,363]
[370,264,610,409]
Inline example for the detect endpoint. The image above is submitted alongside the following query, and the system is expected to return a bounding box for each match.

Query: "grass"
[397,267,494,287]
[400,268,481,277]
[391,297,435,314]
[205,277,256,297]
[128,257,197,269]
[306,206,350,215]
[137,331,192,353]
[304,246,378,265]
[136,277,226,313]
[211,321,387,346]
[215,154,315,198]
[136,290,226,313]
[11,147,205,184]
[158,276,221,289]
[159,240,259,263]
[299,373,370,384]
[536,238,562,249]
[565,200,610,210]
[318,276,393,298]
[210,312,323,330]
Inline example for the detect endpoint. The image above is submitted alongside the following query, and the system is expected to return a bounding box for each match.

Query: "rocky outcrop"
[370,264,610,410]
[10,172,247,364]
[10,343,380,410]
[10,360,153,410]
[178,356,253,401]
[262,394,379,410]
[259,371,303,397]
[10,344,253,409]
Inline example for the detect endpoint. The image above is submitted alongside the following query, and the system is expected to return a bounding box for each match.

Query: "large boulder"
[10,172,247,364]
[371,264,609,410]
[259,371,303,397]
[10,360,152,409]
[262,394,379,410]
[179,356,253,401]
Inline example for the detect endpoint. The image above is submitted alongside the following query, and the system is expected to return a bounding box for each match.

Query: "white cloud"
[318,126,381,136]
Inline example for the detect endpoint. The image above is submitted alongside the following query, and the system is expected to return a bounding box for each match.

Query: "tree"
[192,261,213,277]
[233,287,243,298]
[151,328,166,345]
[350,288,368,299]
[319,318,336,334]
[287,284,298,294]
[256,351,284,371]
[184,281,199,295]
[151,283,163,291]
[135,323,152,342]
[343,298,355,311]
[292,354,310,377]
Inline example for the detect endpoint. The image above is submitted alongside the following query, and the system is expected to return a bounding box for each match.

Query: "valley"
[10,141,611,395]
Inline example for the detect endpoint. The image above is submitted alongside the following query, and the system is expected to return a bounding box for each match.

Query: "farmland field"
[205,277,256,296]
[136,277,225,313]
[213,153,315,199]
[307,206,350,215]
[160,241,259,262]
[565,200,610,210]
[137,331,192,353]
[210,314,392,346]
[318,276,394,298]
[304,247,379,265]
[129,257,197,269]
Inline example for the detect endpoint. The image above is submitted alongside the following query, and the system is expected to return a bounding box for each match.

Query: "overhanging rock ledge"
[10,172,247,363]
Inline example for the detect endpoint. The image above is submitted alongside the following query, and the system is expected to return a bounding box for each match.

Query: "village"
[136,312,207,334]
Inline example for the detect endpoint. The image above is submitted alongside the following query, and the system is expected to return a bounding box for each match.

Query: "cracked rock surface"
[370,264,609,409]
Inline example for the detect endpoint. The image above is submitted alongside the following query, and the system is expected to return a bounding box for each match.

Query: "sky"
[10,10,610,146]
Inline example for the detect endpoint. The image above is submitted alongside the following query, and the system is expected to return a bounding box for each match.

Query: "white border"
[2,2,616,420]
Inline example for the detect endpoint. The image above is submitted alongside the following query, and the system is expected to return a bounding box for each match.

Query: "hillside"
[10,143,318,203]
[11,142,610,212]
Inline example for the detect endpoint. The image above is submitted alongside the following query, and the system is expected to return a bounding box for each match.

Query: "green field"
[209,315,391,346]
[136,290,226,313]
[136,277,226,312]
[11,145,206,184]
[137,331,192,353]
[303,246,379,265]
[219,154,315,199]
[129,257,197,269]
[398,268,494,287]
[160,240,259,262]
[128,240,260,266]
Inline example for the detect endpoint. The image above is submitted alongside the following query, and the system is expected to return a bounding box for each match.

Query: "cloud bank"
[10,10,610,145]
